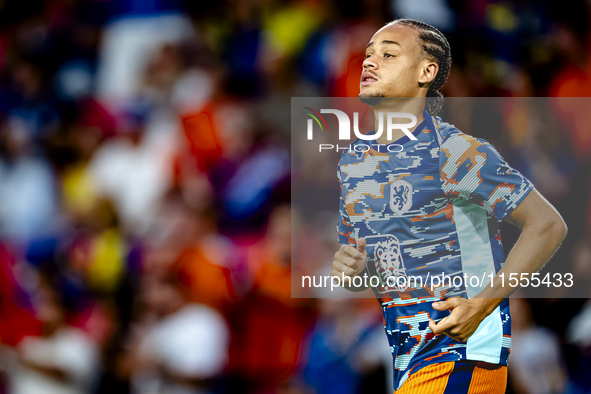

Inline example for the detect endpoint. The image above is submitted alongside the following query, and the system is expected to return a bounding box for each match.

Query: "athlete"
[331,19,567,393]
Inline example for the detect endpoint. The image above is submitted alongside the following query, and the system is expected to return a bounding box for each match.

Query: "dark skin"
[333,170,567,340]
[333,163,567,342]
[332,22,568,341]
[428,188,567,341]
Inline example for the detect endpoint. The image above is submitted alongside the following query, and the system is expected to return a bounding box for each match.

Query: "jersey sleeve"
[439,133,534,221]
[336,161,355,245]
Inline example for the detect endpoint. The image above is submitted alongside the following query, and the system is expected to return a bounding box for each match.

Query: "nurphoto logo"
[302,108,417,152]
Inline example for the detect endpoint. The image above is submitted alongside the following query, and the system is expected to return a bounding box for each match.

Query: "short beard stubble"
[358,93,386,106]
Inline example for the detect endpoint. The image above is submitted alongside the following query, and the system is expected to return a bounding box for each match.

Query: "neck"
[371,97,426,145]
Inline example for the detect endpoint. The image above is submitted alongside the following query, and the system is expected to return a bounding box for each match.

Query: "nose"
[363,54,377,69]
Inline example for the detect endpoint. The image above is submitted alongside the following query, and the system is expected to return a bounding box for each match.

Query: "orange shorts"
[395,361,507,394]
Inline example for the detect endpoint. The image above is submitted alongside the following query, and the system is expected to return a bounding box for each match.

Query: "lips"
[361,71,378,86]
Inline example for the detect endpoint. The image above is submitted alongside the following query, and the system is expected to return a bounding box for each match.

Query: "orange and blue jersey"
[336,109,534,390]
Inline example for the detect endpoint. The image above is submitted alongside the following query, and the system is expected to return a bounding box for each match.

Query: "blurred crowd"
[0,0,590,393]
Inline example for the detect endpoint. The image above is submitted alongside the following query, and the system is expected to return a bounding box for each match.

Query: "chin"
[358,92,386,106]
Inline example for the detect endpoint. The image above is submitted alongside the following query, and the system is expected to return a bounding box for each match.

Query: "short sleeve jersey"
[336,110,534,390]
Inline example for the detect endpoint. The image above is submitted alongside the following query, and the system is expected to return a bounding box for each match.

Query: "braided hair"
[387,19,452,115]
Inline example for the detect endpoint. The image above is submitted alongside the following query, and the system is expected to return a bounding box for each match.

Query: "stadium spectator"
[129,274,229,394]
[2,278,98,394]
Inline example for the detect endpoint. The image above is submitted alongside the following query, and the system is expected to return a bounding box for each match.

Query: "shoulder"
[431,115,463,144]
[434,120,508,176]
[433,117,497,159]
[433,116,494,148]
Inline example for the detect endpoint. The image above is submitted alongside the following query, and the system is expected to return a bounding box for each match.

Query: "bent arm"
[472,188,567,314]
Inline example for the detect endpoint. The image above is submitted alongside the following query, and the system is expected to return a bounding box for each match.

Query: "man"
[331,19,567,393]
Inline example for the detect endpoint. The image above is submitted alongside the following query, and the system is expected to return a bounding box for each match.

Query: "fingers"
[333,242,368,279]
[429,317,465,340]
[335,250,358,267]
[429,299,475,341]
[428,316,454,335]
[336,245,365,268]
[356,237,366,254]
[428,318,438,334]
[339,244,365,261]
[331,260,357,277]
[430,299,462,338]
[432,298,461,311]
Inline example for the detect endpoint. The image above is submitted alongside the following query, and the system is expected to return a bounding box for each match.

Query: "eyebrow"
[366,40,402,49]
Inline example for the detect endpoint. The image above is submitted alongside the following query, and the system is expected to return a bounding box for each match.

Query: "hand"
[428,298,492,342]
[331,238,367,279]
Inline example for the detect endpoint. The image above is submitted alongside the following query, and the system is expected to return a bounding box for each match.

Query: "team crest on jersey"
[365,234,409,293]
[390,179,412,215]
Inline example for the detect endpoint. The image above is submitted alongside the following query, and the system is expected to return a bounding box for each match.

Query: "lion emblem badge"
[364,234,409,292]
[375,236,408,288]
[390,179,412,215]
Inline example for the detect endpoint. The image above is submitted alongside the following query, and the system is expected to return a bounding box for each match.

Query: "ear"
[418,61,439,88]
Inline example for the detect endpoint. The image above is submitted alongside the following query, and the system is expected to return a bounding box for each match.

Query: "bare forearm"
[474,220,567,314]
[430,190,567,340]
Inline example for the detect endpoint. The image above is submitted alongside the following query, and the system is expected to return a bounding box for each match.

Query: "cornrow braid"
[387,19,452,115]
